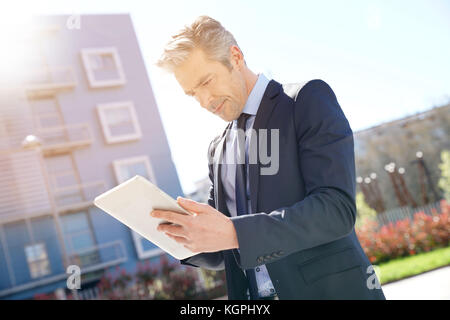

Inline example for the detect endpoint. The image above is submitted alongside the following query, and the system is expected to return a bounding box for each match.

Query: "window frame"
[80,47,126,88]
[24,242,51,279]
[96,101,142,144]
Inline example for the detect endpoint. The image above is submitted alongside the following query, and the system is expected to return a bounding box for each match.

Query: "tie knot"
[237,112,251,131]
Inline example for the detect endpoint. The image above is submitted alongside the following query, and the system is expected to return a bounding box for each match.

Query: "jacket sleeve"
[230,79,357,270]
[180,137,225,270]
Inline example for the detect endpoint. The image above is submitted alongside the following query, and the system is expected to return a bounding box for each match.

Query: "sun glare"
[0,13,42,85]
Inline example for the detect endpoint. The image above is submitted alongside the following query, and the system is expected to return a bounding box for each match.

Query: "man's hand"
[150,197,239,253]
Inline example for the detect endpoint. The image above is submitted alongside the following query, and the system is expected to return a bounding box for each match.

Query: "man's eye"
[203,79,211,86]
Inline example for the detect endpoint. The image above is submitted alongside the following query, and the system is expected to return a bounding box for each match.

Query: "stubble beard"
[219,99,243,122]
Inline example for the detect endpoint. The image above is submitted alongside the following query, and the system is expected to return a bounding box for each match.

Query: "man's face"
[173,47,247,121]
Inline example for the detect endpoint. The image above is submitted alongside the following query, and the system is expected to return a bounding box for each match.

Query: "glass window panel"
[34,244,46,260]
[105,107,131,125]
[70,233,94,252]
[60,212,96,254]
[25,243,48,263]
[30,260,50,278]
[109,122,135,136]
[100,54,115,70]
[25,243,51,279]
[38,260,50,276]
[104,107,136,137]
[88,54,103,70]
[91,54,121,81]
[29,263,39,278]
[119,162,149,181]
[60,212,90,233]
[24,245,36,261]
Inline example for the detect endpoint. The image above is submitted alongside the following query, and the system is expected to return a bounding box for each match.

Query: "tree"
[438,150,450,201]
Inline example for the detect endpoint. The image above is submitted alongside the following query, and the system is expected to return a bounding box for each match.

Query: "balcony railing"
[25,66,76,99]
[0,240,126,298]
[37,123,92,156]
[67,240,127,274]
[53,181,105,214]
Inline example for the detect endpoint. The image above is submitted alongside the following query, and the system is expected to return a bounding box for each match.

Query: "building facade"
[0,14,184,299]
[354,103,450,211]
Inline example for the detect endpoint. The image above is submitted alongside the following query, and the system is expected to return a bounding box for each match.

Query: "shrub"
[92,254,225,300]
[356,199,450,264]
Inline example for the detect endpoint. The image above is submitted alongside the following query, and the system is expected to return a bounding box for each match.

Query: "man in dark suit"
[153,15,385,300]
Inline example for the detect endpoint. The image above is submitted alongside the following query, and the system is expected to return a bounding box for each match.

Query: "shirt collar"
[241,73,270,116]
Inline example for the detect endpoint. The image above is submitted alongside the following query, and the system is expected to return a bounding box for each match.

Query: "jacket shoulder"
[282,81,309,101]
[282,79,332,102]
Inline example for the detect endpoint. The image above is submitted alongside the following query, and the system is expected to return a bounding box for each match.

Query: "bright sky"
[3,0,450,193]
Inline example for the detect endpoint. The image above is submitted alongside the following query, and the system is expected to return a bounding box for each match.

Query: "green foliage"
[378,246,450,284]
[355,192,377,228]
[438,150,450,201]
[356,200,449,265]
[200,269,226,290]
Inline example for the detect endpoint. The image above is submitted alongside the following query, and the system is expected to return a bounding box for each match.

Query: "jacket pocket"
[298,247,361,285]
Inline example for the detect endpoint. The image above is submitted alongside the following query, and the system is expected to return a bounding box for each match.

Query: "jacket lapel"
[248,80,282,213]
[213,122,232,216]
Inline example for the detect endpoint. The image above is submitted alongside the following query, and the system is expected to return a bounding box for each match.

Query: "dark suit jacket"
[181,79,386,300]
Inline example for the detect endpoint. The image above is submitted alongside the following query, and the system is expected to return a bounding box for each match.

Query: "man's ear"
[229,45,244,70]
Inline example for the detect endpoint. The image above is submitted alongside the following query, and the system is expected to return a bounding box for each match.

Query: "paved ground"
[381,266,450,300]
[215,266,450,300]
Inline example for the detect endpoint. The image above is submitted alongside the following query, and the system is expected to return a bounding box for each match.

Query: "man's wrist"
[226,217,239,250]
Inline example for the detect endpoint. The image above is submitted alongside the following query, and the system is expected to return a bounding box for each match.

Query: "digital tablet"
[93,175,196,260]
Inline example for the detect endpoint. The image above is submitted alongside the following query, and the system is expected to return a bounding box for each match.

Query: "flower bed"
[356,200,450,265]
[93,255,226,300]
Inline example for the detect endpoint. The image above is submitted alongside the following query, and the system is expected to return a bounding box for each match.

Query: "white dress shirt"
[220,73,277,298]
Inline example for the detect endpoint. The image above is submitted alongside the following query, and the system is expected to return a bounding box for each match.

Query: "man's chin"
[217,109,240,122]
[218,113,237,122]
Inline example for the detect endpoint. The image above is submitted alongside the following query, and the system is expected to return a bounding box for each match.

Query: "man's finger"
[150,210,187,225]
[177,197,207,214]
[166,234,190,245]
[158,223,187,237]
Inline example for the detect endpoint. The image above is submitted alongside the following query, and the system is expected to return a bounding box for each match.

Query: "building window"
[112,156,155,184]
[80,47,126,88]
[97,101,142,144]
[24,243,51,279]
[60,211,100,268]
[60,212,95,253]
[112,156,162,260]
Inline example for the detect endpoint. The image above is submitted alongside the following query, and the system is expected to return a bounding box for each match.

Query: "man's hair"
[156,15,242,73]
